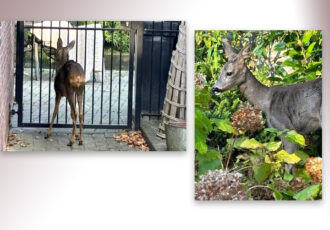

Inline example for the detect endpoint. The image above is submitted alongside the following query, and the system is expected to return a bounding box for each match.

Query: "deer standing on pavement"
[45,38,86,146]
[212,40,322,155]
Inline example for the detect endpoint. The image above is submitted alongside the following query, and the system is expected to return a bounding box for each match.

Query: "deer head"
[55,38,75,72]
[212,40,251,95]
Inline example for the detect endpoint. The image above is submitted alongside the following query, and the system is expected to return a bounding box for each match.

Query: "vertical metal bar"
[127,28,135,128]
[65,22,69,124]
[91,21,96,124]
[30,21,34,123]
[75,21,78,107]
[117,30,122,124]
[83,21,87,119]
[109,30,114,124]
[39,21,43,123]
[16,21,24,127]
[157,22,164,115]
[57,21,61,124]
[48,21,52,123]
[100,21,105,124]
[75,21,78,61]
[148,21,154,117]
[134,22,144,130]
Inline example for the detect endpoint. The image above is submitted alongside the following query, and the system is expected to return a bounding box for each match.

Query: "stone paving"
[6,69,143,152]
[6,127,142,151]
[18,69,129,126]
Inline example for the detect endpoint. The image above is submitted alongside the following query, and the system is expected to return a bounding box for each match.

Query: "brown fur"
[45,38,86,146]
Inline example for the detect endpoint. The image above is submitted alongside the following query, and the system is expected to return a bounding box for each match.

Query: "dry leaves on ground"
[6,132,31,148]
[113,130,150,151]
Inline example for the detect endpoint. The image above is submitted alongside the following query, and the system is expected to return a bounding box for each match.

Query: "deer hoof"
[79,140,83,145]
[67,142,73,146]
[45,134,50,139]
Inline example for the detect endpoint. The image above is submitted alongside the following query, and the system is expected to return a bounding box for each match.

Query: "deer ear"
[67,40,75,50]
[222,40,237,60]
[57,38,63,49]
[238,43,251,60]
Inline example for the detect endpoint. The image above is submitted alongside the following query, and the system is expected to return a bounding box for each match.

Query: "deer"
[212,40,322,165]
[45,38,86,146]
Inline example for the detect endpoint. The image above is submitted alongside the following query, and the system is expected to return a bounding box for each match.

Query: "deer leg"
[67,95,77,146]
[45,94,61,139]
[77,92,84,145]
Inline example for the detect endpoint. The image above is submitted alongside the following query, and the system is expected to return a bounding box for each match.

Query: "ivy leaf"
[254,163,271,184]
[285,130,306,146]
[240,138,263,149]
[275,150,301,164]
[293,184,321,200]
[212,119,234,134]
[263,142,282,151]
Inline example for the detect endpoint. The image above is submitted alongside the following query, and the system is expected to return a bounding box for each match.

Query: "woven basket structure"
[157,22,186,138]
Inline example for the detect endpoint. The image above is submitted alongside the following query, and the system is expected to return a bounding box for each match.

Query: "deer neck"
[238,68,270,112]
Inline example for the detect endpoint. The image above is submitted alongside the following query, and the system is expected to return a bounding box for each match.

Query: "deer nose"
[212,86,221,93]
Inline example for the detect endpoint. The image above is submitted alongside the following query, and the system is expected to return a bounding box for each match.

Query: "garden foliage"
[194,30,322,200]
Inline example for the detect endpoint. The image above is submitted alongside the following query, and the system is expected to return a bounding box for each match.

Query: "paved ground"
[17,69,129,126]
[5,127,142,151]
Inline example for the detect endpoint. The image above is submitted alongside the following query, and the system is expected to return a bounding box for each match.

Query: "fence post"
[133,22,144,130]
[15,21,24,127]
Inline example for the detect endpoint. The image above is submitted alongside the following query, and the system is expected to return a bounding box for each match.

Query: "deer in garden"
[212,40,322,156]
[45,38,86,146]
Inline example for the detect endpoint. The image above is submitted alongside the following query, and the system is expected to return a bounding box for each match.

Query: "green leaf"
[212,119,234,134]
[282,59,300,68]
[284,171,294,181]
[276,150,301,164]
[268,184,283,200]
[306,42,316,59]
[294,168,312,183]
[285,130,306,146]
[263,142,282,151]
[196,149,222,176]
[253,163,271,184]
[302,31,313,46]
[294,150,309,166]
[293,184,321,200]
[195,129,208,154]
[195,108,212,154]
[195,87,211,109]
[240,138,263,149]
[274,42,286,51]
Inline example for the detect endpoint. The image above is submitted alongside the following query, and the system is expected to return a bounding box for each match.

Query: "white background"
[0,0,329,229]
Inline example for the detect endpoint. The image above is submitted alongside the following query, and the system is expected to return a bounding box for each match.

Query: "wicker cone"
[157,22,186,139]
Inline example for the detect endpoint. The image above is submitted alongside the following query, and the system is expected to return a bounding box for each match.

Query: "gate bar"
[15,21,24,127]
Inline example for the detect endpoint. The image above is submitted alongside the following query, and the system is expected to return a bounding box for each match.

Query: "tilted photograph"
[0,21,186,151]
[195,30,322,200]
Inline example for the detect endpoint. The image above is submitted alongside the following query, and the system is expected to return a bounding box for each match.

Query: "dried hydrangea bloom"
[195,169,248,200]
[194,74,206,90]
[231,103,264,133]
[305,157,322,183]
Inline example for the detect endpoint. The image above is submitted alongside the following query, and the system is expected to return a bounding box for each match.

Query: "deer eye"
[226,72,233,76]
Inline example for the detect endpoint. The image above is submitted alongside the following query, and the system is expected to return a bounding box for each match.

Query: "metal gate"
[15,21,136,129]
